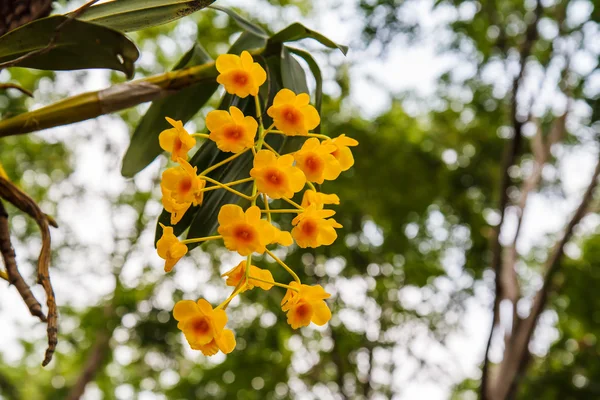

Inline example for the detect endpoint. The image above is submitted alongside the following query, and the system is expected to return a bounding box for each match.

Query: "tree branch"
[493,154,600,400]
[66,305,114,400]
[0,200,46,321]
[481,1,544,397]
[0,177,57,366]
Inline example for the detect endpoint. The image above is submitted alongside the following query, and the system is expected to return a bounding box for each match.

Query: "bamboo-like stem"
[266,249,301,283]
[0,61,218,138]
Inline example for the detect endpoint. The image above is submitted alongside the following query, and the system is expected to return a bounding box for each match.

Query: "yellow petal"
[158,128,177,153]
[301,105,320,131]
[250,63,267,87]
[216,54,241,72]
[218,204,245,226]
[215,329,236,354]
[253,149,277,167]
[206,110,233,132]
[311,300,331,326]
[240,50,254,69]
[173,300,199,321]
[229,106,245,123]
[196,298,214,315]
[212,309,228,332]
[272,88,296,107]
[245,205,261,223]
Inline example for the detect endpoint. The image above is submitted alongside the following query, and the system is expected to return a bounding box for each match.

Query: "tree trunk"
[0,0,54,37]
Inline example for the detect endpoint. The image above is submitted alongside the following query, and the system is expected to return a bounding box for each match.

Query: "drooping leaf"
[0,15,139,77]
[75,0,215,33]
[229,31,268,55]
[121,43,217,177]
[268,23,348,55]
[209,5,268,38]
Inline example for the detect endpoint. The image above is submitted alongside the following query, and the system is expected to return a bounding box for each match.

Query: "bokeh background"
[1,0,600,399]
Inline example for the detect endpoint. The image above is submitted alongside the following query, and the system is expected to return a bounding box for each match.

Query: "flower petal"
[173,300,199,321]
[311,300,332,326]
[216,54,241,72]
[215,329,236,354]
[218,204,245,226]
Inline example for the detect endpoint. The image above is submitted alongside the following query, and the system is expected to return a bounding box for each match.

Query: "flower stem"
[198,177,254,193]
[263,194,271,222]
[191,133,210,139]
[216,280,247,310]
[261,209,301,214]
[201,176,253,200]
[266,130,329,140]
[181,235,222,245]
[266,249,301,284]
[306,181,316,191]
[262,141,281,156]
[199,148,250,176]
[282,197,303,210]
[248,276,299,292]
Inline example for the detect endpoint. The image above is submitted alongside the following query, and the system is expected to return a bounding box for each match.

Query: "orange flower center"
[301,219,318,236]
[173,137,183,153]
[295,303,311,318]
[265,168,285,186]
[191,317,210,336]
[224,125,243,140]
[233,72,249,86]
[179,177,193,194]
[234,225,256,243]
[305,154,323,173]
[282,106,301,125]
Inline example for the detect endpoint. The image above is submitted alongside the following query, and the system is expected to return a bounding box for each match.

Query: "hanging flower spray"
[156,51,358,356]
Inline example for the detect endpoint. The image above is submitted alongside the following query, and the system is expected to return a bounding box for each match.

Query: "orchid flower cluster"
[155,51,358,356]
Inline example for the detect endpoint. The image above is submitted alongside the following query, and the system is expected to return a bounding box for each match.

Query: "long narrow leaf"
[0,15,139,77]
[269,23,348,55]
[209,5,268,38]
[75,0,215,32]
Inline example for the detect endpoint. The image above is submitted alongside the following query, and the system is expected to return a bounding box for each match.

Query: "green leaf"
[229,31,268,55]
[75,0,215,32]
[281,47,309,97]
[209,5,268,38]
[269,23,348,55]
[121,42,217,177]
[287,46,323,115]
[0,15,139,77]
